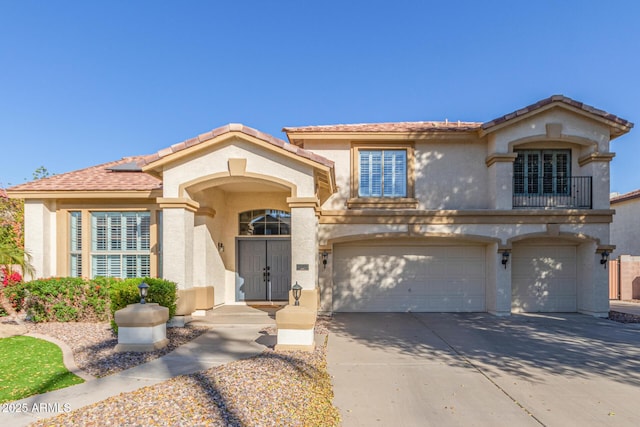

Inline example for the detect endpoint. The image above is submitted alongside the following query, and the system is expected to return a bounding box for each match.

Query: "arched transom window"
[239,209,291,235]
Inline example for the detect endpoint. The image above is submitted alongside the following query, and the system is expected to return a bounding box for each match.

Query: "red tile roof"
[7,156,161,192]
[143,123,334,169]
[283,121,482,133]
[284,95,633,138]
[482,95,634,131]
[611,189,640,204]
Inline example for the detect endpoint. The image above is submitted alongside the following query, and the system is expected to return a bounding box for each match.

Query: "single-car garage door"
[511,245,577,312]
[333,243,486,312]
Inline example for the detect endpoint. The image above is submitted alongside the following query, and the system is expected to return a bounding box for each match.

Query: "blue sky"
[1,1,639,194]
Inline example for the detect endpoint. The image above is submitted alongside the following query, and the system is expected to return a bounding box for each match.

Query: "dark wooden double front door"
[238,239,291,301]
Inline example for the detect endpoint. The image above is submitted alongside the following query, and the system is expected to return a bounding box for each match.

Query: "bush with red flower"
[2,266,22,287]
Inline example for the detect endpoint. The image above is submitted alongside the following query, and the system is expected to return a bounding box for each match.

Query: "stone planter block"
[175,288,197,316]
[275,305,317,352]
[115,303,169,352]
[195,286,214,310]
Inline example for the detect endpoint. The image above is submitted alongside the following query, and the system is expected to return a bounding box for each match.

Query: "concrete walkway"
[328,312,640,427]
[1,306,276,427]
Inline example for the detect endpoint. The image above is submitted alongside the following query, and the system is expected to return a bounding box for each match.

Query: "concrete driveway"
[327,313,640,426]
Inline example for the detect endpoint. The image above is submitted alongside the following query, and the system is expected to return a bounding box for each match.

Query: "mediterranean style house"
[6,95,633,318]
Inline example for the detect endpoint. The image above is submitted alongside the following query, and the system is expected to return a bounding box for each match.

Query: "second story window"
[514,150,570,195]
[359,149,407,197]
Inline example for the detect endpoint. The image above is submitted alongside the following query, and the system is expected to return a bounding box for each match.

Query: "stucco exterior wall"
[414,141,489,209]
[290,207,318,290]
[301,140,350,210]
[576,240,608,315]
[490,109,610,152]
[319,221,609,248]
[162,138,316,199]
[305,139,489,210]
[162,207,194,291]
[611,198,640,257]
[24,200,56,279]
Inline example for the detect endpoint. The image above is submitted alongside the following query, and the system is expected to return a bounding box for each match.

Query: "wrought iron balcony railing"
[513,176,592,209]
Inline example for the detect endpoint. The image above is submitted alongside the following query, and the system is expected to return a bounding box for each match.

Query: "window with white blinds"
[359,149,407,197]
[90,212,150,278]
[70,212,82,277]
[514,150,570,195]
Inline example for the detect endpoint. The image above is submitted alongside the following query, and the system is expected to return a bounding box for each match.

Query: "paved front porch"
[189,304,280,326]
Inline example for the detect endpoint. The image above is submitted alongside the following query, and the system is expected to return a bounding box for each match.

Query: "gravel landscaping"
[0,317,339,426]
[31,340,338,427]
[25,322,209,378]
[608,310,640,323]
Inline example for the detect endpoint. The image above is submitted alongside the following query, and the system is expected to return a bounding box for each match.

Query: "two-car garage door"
[332,241,579,313]
[332,243,486,312]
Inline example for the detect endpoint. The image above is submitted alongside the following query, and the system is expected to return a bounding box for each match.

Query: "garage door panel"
[512,245,577,312]
[333,244,486,312]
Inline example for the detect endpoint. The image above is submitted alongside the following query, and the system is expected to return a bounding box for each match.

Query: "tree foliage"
[32,166,52,181]
[0,192,30,320]
[0,194,24,250]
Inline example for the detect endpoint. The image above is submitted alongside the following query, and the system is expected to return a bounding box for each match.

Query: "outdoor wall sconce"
[292,282,302,306]
[321,251,328,269]
[501,251,510,269]
[138,281,149,304]
[217,242,224,253]
[600,251,610,269]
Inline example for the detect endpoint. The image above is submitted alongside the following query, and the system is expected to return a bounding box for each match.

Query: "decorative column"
[485,153,518,210]
[158,198,198,323]
[578,153,615,210]
[192,207,217,314]
[577,242,610,317]
[23,200,57,280]
[287,197,319,290]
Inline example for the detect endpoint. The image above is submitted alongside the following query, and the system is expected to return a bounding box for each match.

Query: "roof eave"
[611,190,640,204]
[479,101,633,139]
[143,128,335,177]
[285,129,481,146]
[6,189,162,200]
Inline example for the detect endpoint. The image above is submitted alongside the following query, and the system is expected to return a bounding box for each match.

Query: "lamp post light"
[292,282,302,306]
[138,282,149,304]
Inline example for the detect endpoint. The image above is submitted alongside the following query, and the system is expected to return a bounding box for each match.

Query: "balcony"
[513,176,592,209]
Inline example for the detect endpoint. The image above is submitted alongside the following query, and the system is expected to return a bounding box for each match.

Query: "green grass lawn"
[0,335,84,403]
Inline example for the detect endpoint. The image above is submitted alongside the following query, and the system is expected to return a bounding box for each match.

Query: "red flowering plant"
[2,266,22,287]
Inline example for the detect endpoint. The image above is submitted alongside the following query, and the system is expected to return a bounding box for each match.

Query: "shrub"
[108,278,177,332]
[1,266,23,316]
[9,276,177,330]
[11,277,113,323]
